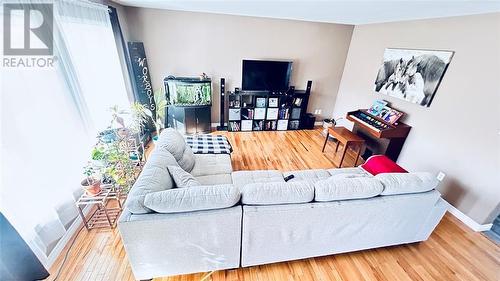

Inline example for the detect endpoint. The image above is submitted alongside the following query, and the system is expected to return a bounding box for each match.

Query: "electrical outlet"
[314,109,322,115]
[437,172,446,181]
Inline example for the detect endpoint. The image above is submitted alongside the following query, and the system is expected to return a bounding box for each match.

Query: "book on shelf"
[229,121,241,131]
[293,97,303,107]
[278,108,289,119]
[265,120,277,130]
[241,108,254,120]
[253,120,264,131]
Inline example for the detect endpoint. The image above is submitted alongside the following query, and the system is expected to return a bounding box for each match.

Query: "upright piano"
[346,109,411,161]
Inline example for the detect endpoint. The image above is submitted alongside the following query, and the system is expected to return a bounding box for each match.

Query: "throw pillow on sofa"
[168,165,201,188]
[241,181,314,205]
[376,172,438,195]
[125,149,177,214]
[314,177,384,202]
[143,184,241,213]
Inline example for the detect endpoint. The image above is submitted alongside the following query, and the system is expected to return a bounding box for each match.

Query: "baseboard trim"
[212,122,227,128]
[45,205,92,269]
[443,200,492,232]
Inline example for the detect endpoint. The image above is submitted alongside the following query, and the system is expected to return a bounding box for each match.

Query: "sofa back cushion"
[314,177,383,202]
[376,172,438,195]
[143,184,240,213]
[156,128,196,172]
[125,149,178,214]
[241,181,314,205]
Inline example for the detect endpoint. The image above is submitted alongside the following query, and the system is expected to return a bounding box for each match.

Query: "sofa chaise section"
[119,206,242,280]
[119,129,240,280]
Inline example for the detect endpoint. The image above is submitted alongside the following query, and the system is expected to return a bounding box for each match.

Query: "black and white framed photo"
[374,48,454,107]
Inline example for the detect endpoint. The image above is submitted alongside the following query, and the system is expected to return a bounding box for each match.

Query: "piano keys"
[346,109,411,161]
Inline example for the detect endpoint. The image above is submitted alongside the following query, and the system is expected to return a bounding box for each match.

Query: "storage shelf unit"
[227,91,310,132]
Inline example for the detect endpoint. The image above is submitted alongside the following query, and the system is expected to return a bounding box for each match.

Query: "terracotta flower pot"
[81,178,102,196]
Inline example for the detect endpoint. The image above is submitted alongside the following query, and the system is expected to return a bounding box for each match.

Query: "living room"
[1,1,499,280]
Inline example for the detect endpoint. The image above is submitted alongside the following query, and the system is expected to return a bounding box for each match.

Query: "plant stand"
[76,184,123,230]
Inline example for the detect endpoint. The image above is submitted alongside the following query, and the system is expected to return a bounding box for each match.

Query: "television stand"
[227,85,311,132]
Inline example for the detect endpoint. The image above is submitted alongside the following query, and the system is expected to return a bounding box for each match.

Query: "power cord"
[51,224,85,281]
[200,270,215,281]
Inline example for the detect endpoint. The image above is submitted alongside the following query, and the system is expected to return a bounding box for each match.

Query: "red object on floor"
[360,155,408,175]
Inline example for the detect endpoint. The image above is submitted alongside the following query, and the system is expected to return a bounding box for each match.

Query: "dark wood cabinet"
[166,105,211,134]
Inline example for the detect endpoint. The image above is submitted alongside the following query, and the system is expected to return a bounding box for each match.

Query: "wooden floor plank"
[48,128,500,281]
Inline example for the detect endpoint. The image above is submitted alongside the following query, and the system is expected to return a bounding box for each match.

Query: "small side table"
[322,127,365,168]
[76,184,122,230]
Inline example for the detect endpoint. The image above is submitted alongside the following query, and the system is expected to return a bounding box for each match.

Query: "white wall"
[123,8,354,121]
[333,13,500,224]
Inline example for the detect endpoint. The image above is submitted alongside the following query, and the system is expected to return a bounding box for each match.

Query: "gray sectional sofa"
[118,129,448,280]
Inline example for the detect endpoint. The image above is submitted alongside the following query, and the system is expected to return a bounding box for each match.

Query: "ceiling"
[112,0,500,25]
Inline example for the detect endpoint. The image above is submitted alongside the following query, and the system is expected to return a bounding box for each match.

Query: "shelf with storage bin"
[227,89,310,132]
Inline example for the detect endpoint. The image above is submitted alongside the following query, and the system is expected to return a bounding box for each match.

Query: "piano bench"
[322,127,365,168]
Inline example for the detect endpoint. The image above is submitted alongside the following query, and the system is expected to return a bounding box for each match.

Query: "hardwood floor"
[48,129,500,281]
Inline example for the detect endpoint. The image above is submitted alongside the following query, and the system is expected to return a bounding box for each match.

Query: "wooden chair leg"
[339,142,348,168]
[322,132,329,152]
[335,140,340,153]
[354,143,362,167]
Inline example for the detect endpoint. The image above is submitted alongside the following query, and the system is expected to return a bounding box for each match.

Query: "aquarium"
[165,77,212,106]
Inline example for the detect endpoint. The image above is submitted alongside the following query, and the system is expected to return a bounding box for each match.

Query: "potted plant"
[90,145,106,167]
[104,140,137,193]
[152,88,169,142]
[81,163,102,196]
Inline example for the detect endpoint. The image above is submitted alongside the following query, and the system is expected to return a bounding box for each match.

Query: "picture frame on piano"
[381,107,404,124]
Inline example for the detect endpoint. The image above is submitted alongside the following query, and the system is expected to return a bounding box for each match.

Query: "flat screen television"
[242,60,292,91]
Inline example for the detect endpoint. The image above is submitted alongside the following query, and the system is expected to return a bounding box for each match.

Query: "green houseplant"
[81,163,102,196]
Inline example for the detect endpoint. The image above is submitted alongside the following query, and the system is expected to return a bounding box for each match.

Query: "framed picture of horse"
[374,48,454,107]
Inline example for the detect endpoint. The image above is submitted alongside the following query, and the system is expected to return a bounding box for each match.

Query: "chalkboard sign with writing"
[127,41,156,130]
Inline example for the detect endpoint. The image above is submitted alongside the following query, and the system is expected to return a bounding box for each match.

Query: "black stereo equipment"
[217,78,227,130]
[300,113,316,129]
[305,80,312,95]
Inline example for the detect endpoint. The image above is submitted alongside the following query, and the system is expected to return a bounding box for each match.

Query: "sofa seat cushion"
[314,177,384,202]
[125,150,177,214]
[377,172,438,195]
[143,184,241,213]
[190,154,233,177]
[195,174,233,185]
[232,170,284,189]
[283,169,330,184]
[241,181,314,205]
[327,167,371,177]
[156,128,196,172]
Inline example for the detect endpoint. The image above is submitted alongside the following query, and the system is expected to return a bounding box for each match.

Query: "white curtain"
[0,0,130,267]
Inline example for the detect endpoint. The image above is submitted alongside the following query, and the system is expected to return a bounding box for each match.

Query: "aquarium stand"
[166,105,211,135]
